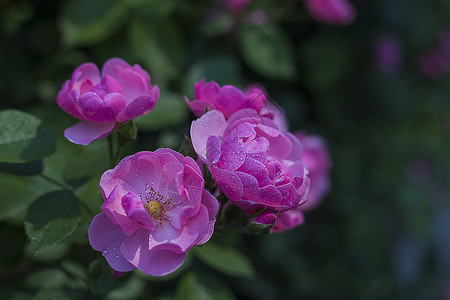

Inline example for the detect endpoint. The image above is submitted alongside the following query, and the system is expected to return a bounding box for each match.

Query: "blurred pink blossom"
[88,149,218,276]
[376,35,402,76]
[304,0,356,26]
[272,132,332,233]
[57,58,159,145]
[418,49,450,78]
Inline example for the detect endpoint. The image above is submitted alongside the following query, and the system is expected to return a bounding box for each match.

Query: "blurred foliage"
[0,0,449,299]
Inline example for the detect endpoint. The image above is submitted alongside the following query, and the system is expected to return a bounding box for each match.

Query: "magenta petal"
[271,208,304,233]
[103,92,127,117]
[56,88,84,119]
[206,136,221,164]
[101,58,131,78]
[78,92,117,122]
[197,190,219,245]
[121,94,158,120]
[121,192,156,231]
[121,229,186,276]
[88,213,136,272]
[214,86,246,119]
[64,121,115,145]
[184,97,216,117]
[210,166,243,202]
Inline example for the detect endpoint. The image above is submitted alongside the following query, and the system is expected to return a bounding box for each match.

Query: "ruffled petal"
[64,121,115,146]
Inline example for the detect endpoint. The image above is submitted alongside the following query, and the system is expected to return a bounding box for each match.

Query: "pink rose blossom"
[304,0,356,26]
[191,109,310,214]
[375,35,402,76]
[221,0,252,14]
[88,148,219,276]
[418,49,450,78]
[57,58,159,145]
[272,132,331,233]
[185,79,267,119]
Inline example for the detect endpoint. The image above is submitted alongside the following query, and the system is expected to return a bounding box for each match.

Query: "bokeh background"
[1,0,450,299]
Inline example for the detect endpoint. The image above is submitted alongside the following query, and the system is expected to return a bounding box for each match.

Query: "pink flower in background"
[191,109,310,214]
[88,149,219,276]
[376,35,402,76]
[57,58,159,145]
[222,0,252,14]
[418,49,450,78]
[272,132,331,233]
[304,0,356,26]
[185,79,267,119]
[295,132,332,211]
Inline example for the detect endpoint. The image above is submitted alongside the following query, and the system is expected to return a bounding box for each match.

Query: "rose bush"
[57,58,159,145]
[88,148,219,276]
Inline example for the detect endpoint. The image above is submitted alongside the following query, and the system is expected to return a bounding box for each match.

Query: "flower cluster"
[187,80,331,232]
[57,60,331,277]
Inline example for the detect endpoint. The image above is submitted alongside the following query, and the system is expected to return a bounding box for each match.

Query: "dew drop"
[103,249,108,254]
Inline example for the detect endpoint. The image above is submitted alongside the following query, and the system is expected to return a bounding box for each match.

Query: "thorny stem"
[38,173,96,217]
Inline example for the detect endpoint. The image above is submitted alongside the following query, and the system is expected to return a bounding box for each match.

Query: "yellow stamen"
[148,200,162,217]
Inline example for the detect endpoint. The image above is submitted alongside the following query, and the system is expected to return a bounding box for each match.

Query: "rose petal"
[64,121,115,146]
[121,229,186,276]
[88,213,136,272]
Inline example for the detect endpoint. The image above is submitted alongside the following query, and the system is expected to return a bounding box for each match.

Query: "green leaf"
[25,191,81,254]
[195,243,255,278]
[0,110,57,163]
[32,289,69,300]
[184,56,243,97]
[176,272,236,300]
[24,268,68,290]
[129,18,186,84]
[134,90,188,131]
[131,0,177,19]
[238,24,296,79]
[59,0,130,47]
[0,160,43,176]
[0,173,56,221]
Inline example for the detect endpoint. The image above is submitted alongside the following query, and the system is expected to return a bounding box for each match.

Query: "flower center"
[148,200,162,217]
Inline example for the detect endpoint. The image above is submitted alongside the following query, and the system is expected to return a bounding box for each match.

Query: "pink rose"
[57,58,159,145]
[304,0,356,26]
[185,79,267,119]
[88,148,219,276]
[272,132,331,233]
[191,109,310,214]
[221,0,252,14]
[375,35,402,76]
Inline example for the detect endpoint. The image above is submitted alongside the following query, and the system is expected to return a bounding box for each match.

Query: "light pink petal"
[121,229,186,276]
[88,213,136,272]
[105,65,148,103]
[72,62,101,85]
[216,137,246,171]
[191,110,227,162]
[64,121,115,146]
[101,58,131,78]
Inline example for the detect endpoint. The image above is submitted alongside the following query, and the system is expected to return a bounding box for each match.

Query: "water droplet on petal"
[103,249,108,254]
